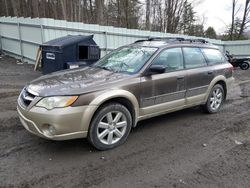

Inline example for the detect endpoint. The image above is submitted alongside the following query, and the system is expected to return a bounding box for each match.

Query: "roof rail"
[134,37,185,43]
[134,39,148,43]
[184,39,209,43]
[148,37,185,41]
[134,37,209,44]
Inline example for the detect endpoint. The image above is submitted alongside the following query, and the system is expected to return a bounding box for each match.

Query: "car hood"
[26,67,131,96]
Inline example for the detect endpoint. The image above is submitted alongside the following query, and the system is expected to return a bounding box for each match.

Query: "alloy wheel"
[97,111,127,145]
[209,88,223,111]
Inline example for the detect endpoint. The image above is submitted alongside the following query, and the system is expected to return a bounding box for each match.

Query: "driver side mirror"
[145,65,166,76]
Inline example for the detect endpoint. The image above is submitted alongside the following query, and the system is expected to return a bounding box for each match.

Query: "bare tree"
[163,0,186,33]
[89,0,94,23]
[60,0,67,20]
[0,0,207,37]
[230,0,236,40]
[146,0,151,30]
[10,0,18,16]
[96,0,104,24]
[31,0,39,18]
[4,0,9,16]
[238,0,250,39]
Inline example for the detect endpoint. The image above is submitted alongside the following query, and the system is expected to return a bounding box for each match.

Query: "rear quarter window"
[202,48,226,64]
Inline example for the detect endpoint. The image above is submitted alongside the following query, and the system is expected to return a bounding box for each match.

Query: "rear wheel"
[204,84,224,114]
[88,103,132,150]
[240,62,249,70]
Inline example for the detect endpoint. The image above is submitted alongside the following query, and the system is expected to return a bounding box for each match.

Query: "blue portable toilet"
[41,35,100,74]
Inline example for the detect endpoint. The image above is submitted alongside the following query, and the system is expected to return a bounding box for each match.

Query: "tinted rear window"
[202,48,225,64]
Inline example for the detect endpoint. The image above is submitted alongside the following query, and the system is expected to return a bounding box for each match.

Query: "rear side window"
[202,48,225,64]
[183,48,207,69]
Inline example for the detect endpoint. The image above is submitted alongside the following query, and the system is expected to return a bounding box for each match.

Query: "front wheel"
[203,84,225,114]
[88,103,132,150]
[240,62,249,70]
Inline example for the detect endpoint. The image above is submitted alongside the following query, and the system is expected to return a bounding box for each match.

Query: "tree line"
[0,0,249,40]
[225,0,250,40]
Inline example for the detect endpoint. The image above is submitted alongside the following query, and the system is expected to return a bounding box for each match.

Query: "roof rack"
[134,37,209,44]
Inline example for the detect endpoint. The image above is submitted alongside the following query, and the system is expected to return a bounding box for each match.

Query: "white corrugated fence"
[0,16,249,64]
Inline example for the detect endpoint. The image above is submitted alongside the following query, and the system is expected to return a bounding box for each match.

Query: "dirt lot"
[0,55,250,188]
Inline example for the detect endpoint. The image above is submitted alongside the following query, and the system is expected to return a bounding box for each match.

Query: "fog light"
[42,124,56,136]
[48,125,56,135]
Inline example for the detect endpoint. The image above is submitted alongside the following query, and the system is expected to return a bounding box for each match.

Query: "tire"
[240,62,249,70]
[88,103,132,150]
[203,84,225,114]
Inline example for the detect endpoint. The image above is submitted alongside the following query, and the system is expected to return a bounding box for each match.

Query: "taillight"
[229,64,234,73]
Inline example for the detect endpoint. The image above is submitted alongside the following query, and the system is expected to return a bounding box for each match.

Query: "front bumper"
[17,101,97,140]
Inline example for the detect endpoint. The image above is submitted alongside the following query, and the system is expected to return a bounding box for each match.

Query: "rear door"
[202,47,232,82]
[183,47,214,104]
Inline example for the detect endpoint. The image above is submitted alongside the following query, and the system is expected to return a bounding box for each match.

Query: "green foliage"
[179,1,196,34]
[205,27,217,39]
[188,24,204,37]
[177,1,205,37]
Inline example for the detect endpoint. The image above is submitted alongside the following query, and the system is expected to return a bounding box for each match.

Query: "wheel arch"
[215,80,227,100]
[205,76,227,101]
[89,90,139,128]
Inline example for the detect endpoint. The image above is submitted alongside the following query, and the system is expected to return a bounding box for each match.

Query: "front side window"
[93,47,157,74]
[202,48,225,64]
[183,47,207,68]
[152,48,184,72]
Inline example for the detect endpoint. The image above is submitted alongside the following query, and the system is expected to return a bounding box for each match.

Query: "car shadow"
[33,106,205,154]
[132,106,205,133]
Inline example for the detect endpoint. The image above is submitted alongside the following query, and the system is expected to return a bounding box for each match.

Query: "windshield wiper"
[102,66,114,72]
[94,65,115,72]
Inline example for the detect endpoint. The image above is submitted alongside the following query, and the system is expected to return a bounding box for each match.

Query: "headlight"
[36,96,78,110]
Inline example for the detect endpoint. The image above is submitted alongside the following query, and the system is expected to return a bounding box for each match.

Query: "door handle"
[177,76,185,80]
[207,71,213,75]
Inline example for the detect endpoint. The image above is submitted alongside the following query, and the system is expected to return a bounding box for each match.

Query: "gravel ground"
[0,55,250,188]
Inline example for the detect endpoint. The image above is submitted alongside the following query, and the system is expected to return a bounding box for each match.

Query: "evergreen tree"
[205,27,217,39]
[178,1,196,35]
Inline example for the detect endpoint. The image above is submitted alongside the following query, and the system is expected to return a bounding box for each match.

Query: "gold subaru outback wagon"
[17,38,234,150]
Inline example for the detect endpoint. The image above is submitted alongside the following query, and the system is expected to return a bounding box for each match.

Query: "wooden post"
[34,47,42,71]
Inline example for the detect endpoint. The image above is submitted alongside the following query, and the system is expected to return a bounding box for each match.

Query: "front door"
[140,48,187,116]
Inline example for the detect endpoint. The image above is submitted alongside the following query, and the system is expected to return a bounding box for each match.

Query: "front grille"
[20,89,37,107]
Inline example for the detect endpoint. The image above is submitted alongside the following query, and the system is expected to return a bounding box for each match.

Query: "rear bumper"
[17,102,97,140]
[226,77,235,91]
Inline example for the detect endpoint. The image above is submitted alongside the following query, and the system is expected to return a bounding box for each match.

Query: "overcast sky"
[194,0,246,34]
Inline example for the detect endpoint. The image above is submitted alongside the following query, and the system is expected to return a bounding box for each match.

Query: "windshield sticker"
[127,68,135,72]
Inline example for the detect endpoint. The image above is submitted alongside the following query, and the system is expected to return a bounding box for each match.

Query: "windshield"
[93,46,158,74]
